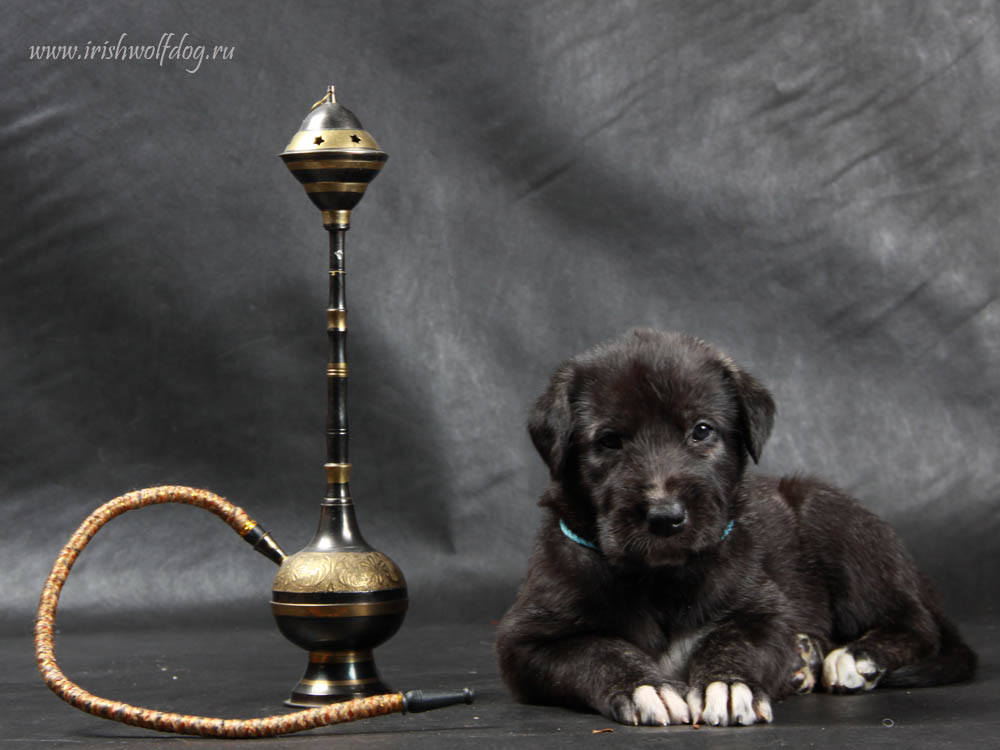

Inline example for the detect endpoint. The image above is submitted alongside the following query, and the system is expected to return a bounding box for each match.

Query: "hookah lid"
[281,85,384,156]
[280,85,387,215]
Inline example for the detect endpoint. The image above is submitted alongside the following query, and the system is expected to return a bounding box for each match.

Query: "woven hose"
[34,486,405,738]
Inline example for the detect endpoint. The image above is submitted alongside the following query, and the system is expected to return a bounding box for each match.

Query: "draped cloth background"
[3,0,997,659]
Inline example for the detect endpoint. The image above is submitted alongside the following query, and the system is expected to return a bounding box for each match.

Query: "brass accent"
[288,159,386,171]
[284,129,380,152]
[327,309,347,330]
[304,182,369,194]
[240,520,257,536]
[322,209,352,227]
[271,600,408,618]
[273,550,406,593]
[310,650,373,664]
[325,463,351,484]
[301,677,379,688]
[327,363,349,377]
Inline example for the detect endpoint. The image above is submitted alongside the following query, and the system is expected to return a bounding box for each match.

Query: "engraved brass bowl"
[271,505,408,706]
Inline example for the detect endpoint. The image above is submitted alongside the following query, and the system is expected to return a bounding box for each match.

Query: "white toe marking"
[754,696,774,723]
[686,687,703,725]
[702,681,730,726]
[855,657,876,677]
[632,685,667,726]
[822,647,839,688]
[730,682,755,726]
[839,651,864,689]
[824,647,852,688]
[658,684,691,724]
[854,657,881,689]
[824,647,879,691]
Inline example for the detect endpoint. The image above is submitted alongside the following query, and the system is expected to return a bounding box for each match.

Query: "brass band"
[309,649,373,664]
[327,309,347,330]
[304,182,369,194]
[283,129,381,152]
[271,599,408,618]
[287,159,386,171]
[325,463,351,484]
[322,210,352,227]
[327,363,349,377]
[299,676,382,688]
[240,520,257,537]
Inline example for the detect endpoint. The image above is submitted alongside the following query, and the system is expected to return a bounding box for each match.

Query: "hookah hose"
[34,485,473,738]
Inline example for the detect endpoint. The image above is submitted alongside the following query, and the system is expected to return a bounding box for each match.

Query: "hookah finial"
[310,85,336,111]
[280,84,387,229]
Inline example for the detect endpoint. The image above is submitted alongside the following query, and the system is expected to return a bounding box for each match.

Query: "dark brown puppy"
[496,329,975,726]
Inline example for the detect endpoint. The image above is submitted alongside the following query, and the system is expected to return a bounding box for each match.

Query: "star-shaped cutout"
[314,136,325,145]
[350,134,361,144]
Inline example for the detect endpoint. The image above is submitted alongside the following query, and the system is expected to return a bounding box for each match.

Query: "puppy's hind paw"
[687,682,773,727]
[822,647,885,693]
[791,633,823,694]
[608,684,691,726]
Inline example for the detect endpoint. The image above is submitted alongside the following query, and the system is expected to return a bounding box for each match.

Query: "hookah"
[33,86,473,738]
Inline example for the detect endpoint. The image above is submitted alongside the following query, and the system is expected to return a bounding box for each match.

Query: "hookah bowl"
[271,86,407,707]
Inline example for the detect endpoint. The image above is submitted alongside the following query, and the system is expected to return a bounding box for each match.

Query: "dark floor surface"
[3,616,996,749]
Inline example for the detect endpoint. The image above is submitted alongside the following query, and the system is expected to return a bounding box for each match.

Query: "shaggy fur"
[496,329,976,726]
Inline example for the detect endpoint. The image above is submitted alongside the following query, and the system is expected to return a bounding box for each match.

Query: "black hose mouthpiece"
[401,688,474,713]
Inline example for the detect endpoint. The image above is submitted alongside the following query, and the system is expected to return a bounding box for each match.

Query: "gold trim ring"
[309,650,374,664]
[283,129,380,152]
[304,182,369,194]
[287,159,385,171]
[325,463,351,484]
[327,309,347,331]
[271,600,407,618]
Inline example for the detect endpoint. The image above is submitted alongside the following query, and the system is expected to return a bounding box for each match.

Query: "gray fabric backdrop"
[3,0,998,636]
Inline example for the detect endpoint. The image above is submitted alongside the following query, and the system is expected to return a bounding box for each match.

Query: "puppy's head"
[530,329,774,568]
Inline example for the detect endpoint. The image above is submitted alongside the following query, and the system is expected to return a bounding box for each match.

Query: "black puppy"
[496,329,976,726]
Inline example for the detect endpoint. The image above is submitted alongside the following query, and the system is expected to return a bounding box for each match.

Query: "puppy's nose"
[647,502,687,537]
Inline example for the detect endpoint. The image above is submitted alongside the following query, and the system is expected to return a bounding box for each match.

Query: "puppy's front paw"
[608,684,691,726]
[822,647,885,693]
[686,682,773,726]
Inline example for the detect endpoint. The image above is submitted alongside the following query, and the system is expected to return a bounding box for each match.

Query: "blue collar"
[559,519,599,551]
[559,518,736,551]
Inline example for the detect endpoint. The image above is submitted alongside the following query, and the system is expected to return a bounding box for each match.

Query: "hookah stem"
[34,486,471,738]
[327,218,350,501]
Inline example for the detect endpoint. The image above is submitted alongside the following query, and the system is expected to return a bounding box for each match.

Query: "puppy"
[496,329,976,726]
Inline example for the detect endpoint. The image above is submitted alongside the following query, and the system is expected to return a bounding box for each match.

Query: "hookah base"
[285,649,393,707]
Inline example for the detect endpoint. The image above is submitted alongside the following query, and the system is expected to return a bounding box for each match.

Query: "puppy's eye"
[595,431,624,451]
[691,422,715,442]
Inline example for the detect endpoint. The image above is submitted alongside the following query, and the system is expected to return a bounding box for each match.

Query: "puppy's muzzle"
[647,502,687,537]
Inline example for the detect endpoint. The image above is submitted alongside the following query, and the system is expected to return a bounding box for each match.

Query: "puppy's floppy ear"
[528,362,577,479]
[723,360,775,464]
